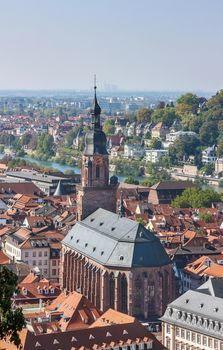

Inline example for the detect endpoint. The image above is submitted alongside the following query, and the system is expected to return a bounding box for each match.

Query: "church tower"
[76,85,118,221]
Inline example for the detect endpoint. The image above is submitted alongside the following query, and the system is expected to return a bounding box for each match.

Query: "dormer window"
[50,288,55,294]
[22,288,27,296]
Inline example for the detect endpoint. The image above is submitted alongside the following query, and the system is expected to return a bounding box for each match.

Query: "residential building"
[215,158,223,174]
[166,131,197,143]
[145,149,168,163]
[4,229,63,279]
[202,144,217,164]
[161,279,223,350]
[124,143,144,159]
[182,255,223,292]
[151,122,168,139]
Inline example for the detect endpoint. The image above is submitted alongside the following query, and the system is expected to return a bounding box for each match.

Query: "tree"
[0,266,25,348]
[206,89,223,108]
[199,212,213,223]
[217,139,223,158]
[171,187,221,208]
[199,121,219,146]
[156,101,165,109]
[136,108,152,123]
[36,133,55,159]
[150,137,162,149]
[124,176,139,185]
[103,119,115,135]
[151,107,178,127]
[21,133,33,146]
[201,163,214,176]
[176,93,200,116]
[168,135,200,164]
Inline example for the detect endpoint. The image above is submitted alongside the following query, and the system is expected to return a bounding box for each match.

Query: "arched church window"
[120,274,128,313]
[135,275,142,310]
[109,273,115,308]
[148,279,155,316]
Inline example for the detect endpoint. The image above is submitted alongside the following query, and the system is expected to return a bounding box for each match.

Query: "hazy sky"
[0,0,223,91]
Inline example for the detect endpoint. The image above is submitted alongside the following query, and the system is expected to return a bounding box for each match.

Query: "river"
[1,153,223,192]
[0,153,128,183]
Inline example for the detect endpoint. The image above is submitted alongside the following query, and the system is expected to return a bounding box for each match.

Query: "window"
[203,336,207,346]
[166,324,170,334]
[44,251,47,257]
[25,252,29,258]
[38,251,42,257]
[208,338,213,348]
[43,269,48,275]
[181,329,185,339]
[186,331,190,341]
[220,342,223,350]
[44,260,47,265]
[176,327,180,337]
[39,261,42,266]
[191,333,196,342]
[33,260,36,266]
[214,340,218,350]
[33,251,36,257]
[52,260,57,266]
[166,339,170,349]
[197,334,201,344]
[52,269,57,276]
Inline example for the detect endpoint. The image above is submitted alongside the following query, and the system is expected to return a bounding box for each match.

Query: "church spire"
[91,75,101,130]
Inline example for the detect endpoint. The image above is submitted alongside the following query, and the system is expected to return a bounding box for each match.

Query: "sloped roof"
[197,278,223,298]
[63,208,171,268]
[151,181,194,191]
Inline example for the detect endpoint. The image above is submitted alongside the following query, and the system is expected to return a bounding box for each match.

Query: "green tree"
[136,108,152,123]
[201,163,214,176]
[206,90,223,108]
[21,133,33,146]
[151,107,177,127]
[103,119,115,135]
[171,187,221,208]
[199,121,219,146]
[36,133,55,159]
[150,137,162,149]
[176,93,200,116]
[217,139,223,158]
[168,135,200,164]
[0,266,26,348]
[199,212,213,223]
[124,176,139,185]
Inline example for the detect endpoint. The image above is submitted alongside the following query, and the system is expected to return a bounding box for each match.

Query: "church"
[60,86,175,319]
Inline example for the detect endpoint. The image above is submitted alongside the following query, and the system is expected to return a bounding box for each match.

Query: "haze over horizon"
[1,0,223,92]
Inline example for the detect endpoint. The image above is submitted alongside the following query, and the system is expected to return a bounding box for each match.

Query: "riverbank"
[1,153,223,192]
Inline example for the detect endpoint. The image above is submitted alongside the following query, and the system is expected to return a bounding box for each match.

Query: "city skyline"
[0,0,223,91]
